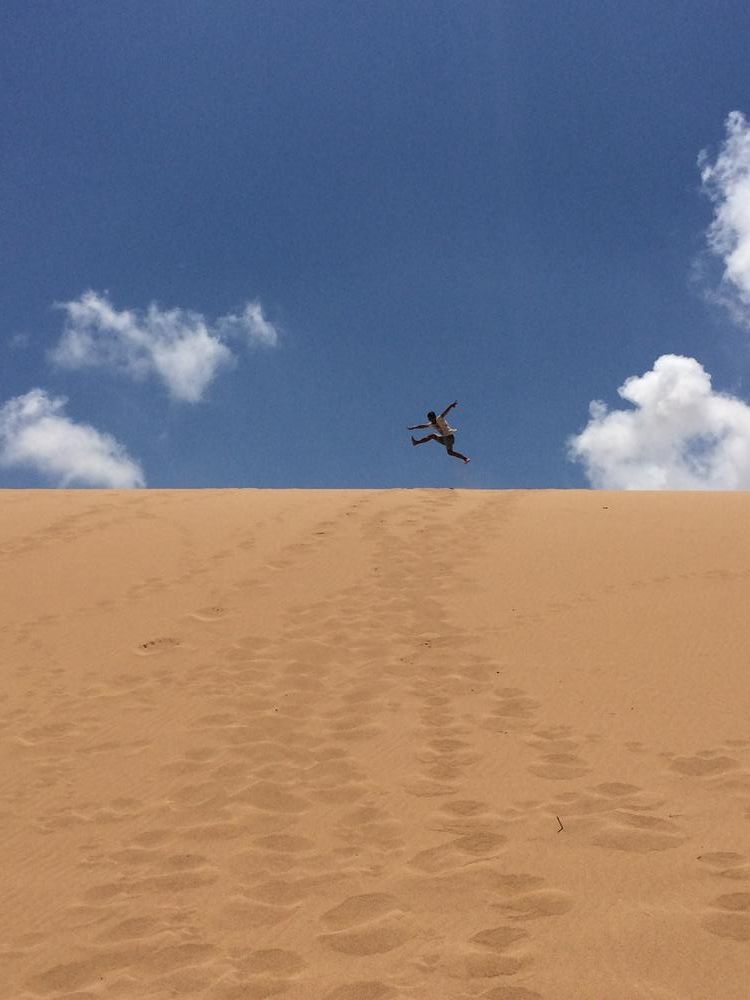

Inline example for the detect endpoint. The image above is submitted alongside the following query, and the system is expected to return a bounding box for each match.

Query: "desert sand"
[1,488,749,1000]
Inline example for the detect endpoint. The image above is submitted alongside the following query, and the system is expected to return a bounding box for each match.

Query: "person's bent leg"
[412,434,441,445]
[447,446,470,463]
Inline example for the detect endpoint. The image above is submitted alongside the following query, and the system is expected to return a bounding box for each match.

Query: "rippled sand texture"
[1,489,750,1000]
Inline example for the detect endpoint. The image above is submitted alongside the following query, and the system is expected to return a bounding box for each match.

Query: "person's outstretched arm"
[407,422,429,430]
[439,400,458,418]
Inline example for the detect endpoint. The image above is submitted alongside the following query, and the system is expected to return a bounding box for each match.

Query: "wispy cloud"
[0,388,145,488]
[50,291,279,403]
[568,355,750,489]
[700,111,750,321]
[216,301,280,347]
[6,331,31,351]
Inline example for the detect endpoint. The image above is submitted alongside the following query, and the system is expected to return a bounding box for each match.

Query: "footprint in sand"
[590,810,686,854]
[471,925,530,950]
[189,606,228,622]
[594,781,642,798]
[318,921,412,957]
[443,949,532,979]
[136,636,181,655]
[441,799,487,817]
[703,892,750,942]
[434,916,540,980]
[254,833,315,854]
[526,726,590,781]
[409,832,507,874]
[320,893,402,929]
[483,688,540,731]
[433,801,505,838]
[442,924,534,980]
[317,893,413,956]
[580,784,685,853]
[527,752,589,781]
[97,915,166,941]
[29,938,217,994]
[669,750,740,778]
[542,779,686,853]
[698,852,750,882]
[494,889,573,921]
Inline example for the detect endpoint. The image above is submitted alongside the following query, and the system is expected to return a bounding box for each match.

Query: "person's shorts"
[438,434,455,449]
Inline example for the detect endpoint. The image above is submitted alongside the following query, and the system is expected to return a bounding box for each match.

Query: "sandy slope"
[1,488,749,1000]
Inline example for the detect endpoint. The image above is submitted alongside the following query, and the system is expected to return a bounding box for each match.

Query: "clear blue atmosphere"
[3,0,750,489]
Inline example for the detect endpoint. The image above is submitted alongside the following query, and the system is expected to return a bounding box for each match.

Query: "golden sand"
[1,489,749,999]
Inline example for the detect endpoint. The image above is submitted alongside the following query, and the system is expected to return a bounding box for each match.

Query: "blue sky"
[3,0,750,488]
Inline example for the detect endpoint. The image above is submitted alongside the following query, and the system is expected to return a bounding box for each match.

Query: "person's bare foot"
[464,457,470,464]
[411,436,418,446]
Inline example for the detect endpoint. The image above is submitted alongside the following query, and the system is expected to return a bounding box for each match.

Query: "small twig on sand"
[556,815,564,833]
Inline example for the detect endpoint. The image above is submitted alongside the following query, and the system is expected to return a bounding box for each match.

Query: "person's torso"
[432,415,455,437]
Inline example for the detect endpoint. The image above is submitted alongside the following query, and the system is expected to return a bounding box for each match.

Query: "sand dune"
[1,488,749,999]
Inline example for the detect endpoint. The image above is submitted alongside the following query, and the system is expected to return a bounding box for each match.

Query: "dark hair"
[427,411,437,422]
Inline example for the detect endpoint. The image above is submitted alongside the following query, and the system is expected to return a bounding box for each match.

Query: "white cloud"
[568,355,750,489]
[0,389,145,488]
[568,113,750,490]
[216,300,280,347]
[50,291,278,402]
[700,110,750,319]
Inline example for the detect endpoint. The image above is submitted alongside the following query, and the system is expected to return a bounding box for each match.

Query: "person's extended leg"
[447,445,470,463]
[438,434,470,464]
[412,434,441,446]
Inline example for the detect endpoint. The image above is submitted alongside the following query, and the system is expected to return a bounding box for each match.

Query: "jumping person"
[408,400,470,464]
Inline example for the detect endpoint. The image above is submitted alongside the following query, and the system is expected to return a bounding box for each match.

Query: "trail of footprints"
[669,740,750,946]
[699,850,750,945]
[362,501,574,995]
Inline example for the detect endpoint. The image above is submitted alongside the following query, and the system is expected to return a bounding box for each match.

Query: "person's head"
[427,411,437,423]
